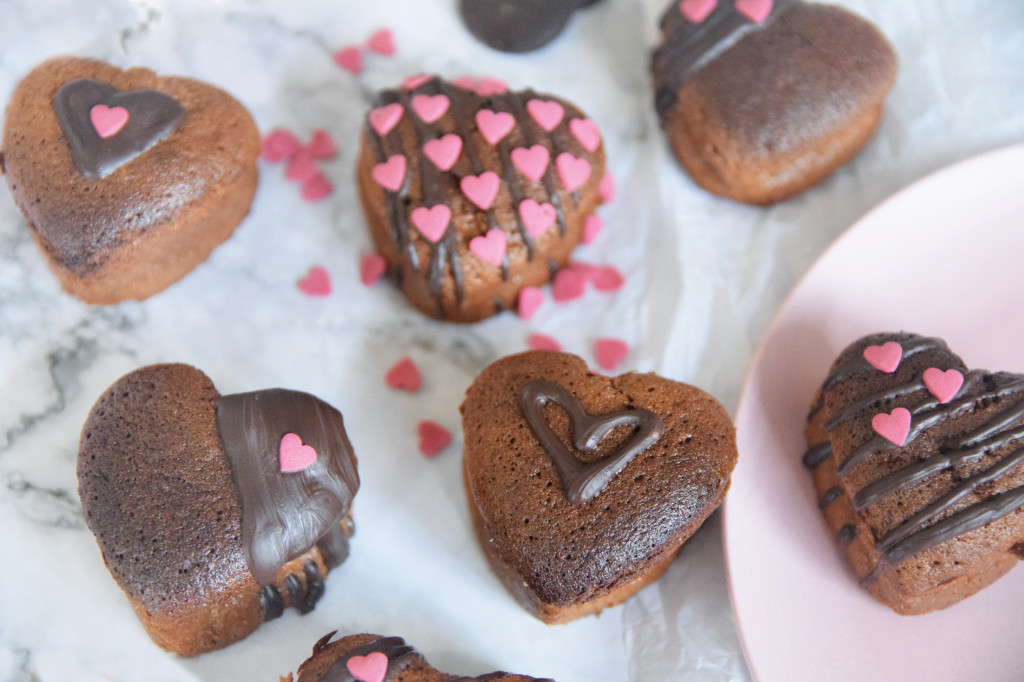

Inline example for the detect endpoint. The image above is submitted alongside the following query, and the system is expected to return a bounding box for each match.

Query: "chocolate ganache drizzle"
[215,389,359,588]
[518,379,664,504]
[365,77,593,318]
[52,78,185,179]
[804,333,1024,585]
[651,0,798,116]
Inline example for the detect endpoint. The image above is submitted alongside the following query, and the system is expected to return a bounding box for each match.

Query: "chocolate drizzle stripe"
[319,636,421,682]
[819,486,842,509]
[822,378,927,431]
[801,442,832,469]
[259,584,284,621]
[837,524,856,545]
[518,379,664,504]
[366,104,420,273]
[508,91,570,237]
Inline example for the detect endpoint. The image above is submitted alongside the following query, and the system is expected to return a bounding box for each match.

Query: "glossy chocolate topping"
[518,379,664,504]
[216,389,359,585]
[52,77,184,178]
[459,0,598,53]
[805,333,1024,584]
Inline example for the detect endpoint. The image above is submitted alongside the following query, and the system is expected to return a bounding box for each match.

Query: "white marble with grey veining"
[1,1,1022,680]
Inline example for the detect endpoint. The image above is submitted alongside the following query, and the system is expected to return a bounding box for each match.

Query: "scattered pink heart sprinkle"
[279,432,318,472]
[411,93,450,123]
[475,76,509,96]
[863,341,902,373]
[526,99,565,131]
[460,171,501,210]
[923,368,964,404]
[593,266,625,292]
[872,407,911,446]
[528,333,562,352]
[418,420,451,457]
[679,0,717,23]
[594,338,630,371]
[453,75,477,91]
[566,261,598,283]
[510,145,550,182]
[469,229,507,266]
[735,0,773,23]
[401,73,434,90]
[411,204,452,242]
[360,253,387,286]
[519,199,556,237]
[332,46,363,74]
[306,129,338,160]
[552,268,586,302]
[582,215,603,244]
[297,265,331,297]
[285,149,319,183]
[599,171,616,202]
[90,104,129,138]
[476,109,516,146]
[366,29,396,55]
[385,357,422,392]
[569,118,601,152]
[261,128,301,162]
[347,651,388,682]
[556,152,591,192]
[301,173,333,201]
[423,134,463,171]
[518,287,544,320]
[372,155,407,191]
[369,103,404,136]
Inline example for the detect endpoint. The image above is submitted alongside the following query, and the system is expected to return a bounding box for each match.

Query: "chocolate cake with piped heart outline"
[805,332,1024,614]
[356,75,606,322]
[77,363,359,655]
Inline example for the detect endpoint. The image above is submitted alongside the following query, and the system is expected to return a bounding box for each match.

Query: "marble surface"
[1,1,1023,681]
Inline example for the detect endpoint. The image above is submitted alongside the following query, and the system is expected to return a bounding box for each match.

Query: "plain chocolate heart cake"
[282,632,551,682]
[1,56,260,303]
[650,0,897,205]
[805,332,1024,614]
[356,75,606,322]
[461,350,737,623]
[77,364,359,655]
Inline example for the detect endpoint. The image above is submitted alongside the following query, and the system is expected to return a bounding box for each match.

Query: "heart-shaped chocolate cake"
[284,632,551,682]
[650,0,897,205]
[357,76,606,322]
[461,350,737,622]
[77,364,360,655]
[1,57,260,303]
[805,332,1024,614]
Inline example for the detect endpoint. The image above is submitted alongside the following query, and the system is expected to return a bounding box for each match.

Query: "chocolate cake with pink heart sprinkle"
[805,332,1024,614]
[356,75,606,322]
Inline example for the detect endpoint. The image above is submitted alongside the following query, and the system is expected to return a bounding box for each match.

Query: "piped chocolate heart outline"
[518,379,665,504]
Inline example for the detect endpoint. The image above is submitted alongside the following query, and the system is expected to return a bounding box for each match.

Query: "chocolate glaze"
[260,584,285,621]
[805,333,1024,585]
[216,389,360,585]
[52,78,184,179]
[459,0,599,53]
[365,78,592,319]
[518,379,664,504]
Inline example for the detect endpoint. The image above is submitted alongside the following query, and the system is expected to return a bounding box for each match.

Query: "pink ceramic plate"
[725,143,1024,682]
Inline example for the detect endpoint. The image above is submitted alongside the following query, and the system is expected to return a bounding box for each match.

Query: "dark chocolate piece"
[517,378,664,504]
[52,78,184,179]
[459,0,599,53]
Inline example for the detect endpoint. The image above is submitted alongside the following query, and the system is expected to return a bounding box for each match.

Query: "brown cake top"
[1,56,260,276]
[77,364,359,610]
[805,332,1024,584]
[461,351,736,605]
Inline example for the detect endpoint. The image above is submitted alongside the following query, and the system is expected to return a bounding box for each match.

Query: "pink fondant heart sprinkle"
[735,0,773,23]
[260,128,301,162]
[599,171,616,202]
[595,338,630,371]
[297,265,331,297]
[372,155,407,192]
[569,118,601,152]
[476,109,516,146]
[347,651,389,682]
[680,0,717,22]
[528,333,563,352]
[469,229,507,266]
[460,171,501,210]
[552,268,586,302]
[90,104,129,138]
[593,265,625,292]
[411,94,450,123]
[582,215,603,244]
[518,286,544,320]
[863,341,902,373]
[556,152,591,192]
[872,407,911,446]
[366,28,396,55]
[923,368,964,404]
[510,145,551,182]
[519,199,556,237]
[411,204,452,242]
[453,75,477,91]
[360,253,387,286]
[418,420,451,457]
[423,134,463,171]
[279,432,317,473]
[385,357,422,392]
[475,76,509,96]
[301,173,333,201]
[332,46,363,74]
[306,129,338,160]
[401,73,434,90]
[567,261,599,283]
[527,99,565,131]
[369,103,404,136]
[285,149,319,183]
